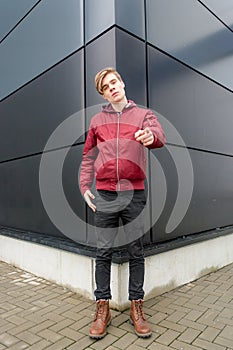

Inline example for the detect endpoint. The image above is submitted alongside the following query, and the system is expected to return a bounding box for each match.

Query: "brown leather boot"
[89,300,111,339]
[130,299,152,338]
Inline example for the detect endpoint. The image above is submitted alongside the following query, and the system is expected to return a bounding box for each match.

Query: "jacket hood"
[102,100,137,113]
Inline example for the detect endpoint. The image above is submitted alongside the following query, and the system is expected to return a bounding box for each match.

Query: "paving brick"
[179,317,207,331]
[74,324,90,336]
[171,340,202,350]
[215,336,233,348]
[217,316,233,328]
[66,336,95,350]
[37,329,63,343]
[1,260,233,350]
[199,326,221,342]
[110,313,129,327]
[40,337,74,350]
[219,307,233,319]
[69,317,92,332]
[193,338,227,350]
[218,325,233,341]
[144,297,159,309]
[184,309,204,321]
[218,292,233,303]
[149,312,168,325]
[198,310,225,330]
[166,310,187,323]
[148,342,173,350]
[90,334,118,350]
[156,329,180,346]
[59,327,85,341]
[60,310,85,322]
[183,301,208,313]
[31,305,58,318]
[17,331,42,345]
[79,306,97,318]
[112,332,138,349]
[50,303,73,315]
[0,302,19,311]
[49,318,74,332]
[168,303,193,314]
[0,333,19,347]
[7,341,29,350]
[7,315,28,326]
[31,300,50,308]
[8,321,36,336]
[134,332,159,347]
[173,296,191,306]
[177,328,201,343]
[127,344,150,350]
[119,320,135,334]
[25,340,51,350]
[0,307,23,319]
[23,314,47,325]
[0,321,15,333]
[107,325,127,338]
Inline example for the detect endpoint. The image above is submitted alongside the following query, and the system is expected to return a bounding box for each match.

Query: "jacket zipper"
[116,112,121,191]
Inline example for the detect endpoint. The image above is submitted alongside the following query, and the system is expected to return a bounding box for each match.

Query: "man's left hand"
[135,127,154,146]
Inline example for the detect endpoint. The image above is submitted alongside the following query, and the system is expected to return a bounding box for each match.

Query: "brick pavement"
[0,260,232,350]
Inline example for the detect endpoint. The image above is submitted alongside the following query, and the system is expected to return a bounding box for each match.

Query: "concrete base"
[0,233,233,310]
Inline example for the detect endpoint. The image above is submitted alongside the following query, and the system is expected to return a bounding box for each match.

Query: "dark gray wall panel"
[116,29,147,106]
[148,46,233,156]
[0,154,59,237]
[0,0,83,99]
[86,28,147,108]
[115,0,145,39]
[85,0,114,43]
[0,144,86,244]
[85,0,145,43]
[202,0,233,30]
[0,0,38,41]
[85,28,146,129]
[0,50,84,162]
[85,29,116,108]
[150,146,233,243]
[146,0,233,90]
[0,2,232,254]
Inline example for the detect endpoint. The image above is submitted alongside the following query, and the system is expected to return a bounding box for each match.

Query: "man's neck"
[111,97,128,112]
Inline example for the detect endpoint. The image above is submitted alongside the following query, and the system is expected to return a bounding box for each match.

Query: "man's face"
[101,73,126,104]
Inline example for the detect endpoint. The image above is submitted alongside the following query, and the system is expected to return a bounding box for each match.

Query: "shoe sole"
[135,331,152,338]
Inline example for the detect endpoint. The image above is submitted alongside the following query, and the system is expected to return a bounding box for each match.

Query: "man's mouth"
[112,92,118,97]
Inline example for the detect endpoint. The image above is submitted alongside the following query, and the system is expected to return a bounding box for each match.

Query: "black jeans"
[94,190,146,301]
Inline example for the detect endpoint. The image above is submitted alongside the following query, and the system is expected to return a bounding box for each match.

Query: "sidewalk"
[0,260,232,350]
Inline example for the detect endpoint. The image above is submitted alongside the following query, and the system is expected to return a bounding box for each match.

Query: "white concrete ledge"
[0,233,233,310]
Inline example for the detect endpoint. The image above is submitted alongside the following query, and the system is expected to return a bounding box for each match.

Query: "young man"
[79,67,166,339]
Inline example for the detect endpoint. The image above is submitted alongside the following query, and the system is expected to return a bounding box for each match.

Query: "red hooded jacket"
[79,101,166,194]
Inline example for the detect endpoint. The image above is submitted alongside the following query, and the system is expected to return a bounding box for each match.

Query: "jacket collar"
[102,100,136,113]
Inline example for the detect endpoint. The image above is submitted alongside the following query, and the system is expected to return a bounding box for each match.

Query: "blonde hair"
[95,67,123,95]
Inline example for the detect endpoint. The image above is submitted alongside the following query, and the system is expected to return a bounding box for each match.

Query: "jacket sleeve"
[142,110,166,149]
[79,122,98,195]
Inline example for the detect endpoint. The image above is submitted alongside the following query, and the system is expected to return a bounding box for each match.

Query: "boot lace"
[135,300,146,321]
[94,301,107,321]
